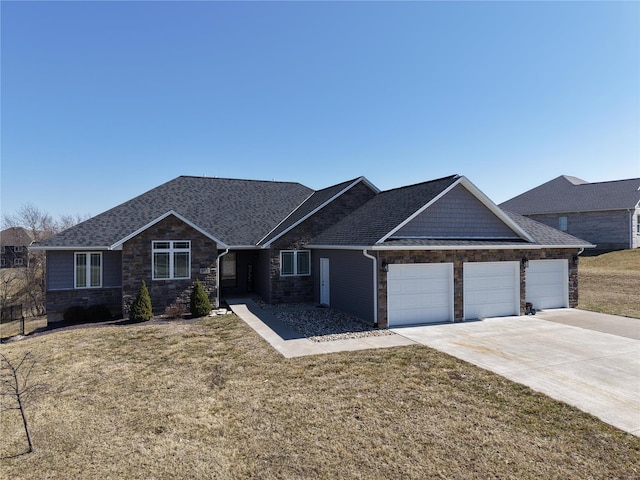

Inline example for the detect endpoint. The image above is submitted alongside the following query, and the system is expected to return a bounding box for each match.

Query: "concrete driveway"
[392,309,640,437]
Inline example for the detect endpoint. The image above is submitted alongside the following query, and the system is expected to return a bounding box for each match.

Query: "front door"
[320,258,330,306]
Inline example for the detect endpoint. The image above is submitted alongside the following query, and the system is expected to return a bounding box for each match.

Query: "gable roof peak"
[561,175,588,185]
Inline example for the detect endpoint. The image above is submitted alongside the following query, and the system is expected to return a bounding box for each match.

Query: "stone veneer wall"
[46,287,122,323]
[375,248,579,328]
[121,215,219,315]
[268,182,376,304]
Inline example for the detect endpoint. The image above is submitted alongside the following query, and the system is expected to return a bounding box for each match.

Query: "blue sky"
[1,1,638,219]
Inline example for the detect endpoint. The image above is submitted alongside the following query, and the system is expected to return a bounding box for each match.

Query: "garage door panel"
[526,260,568,310]
[390,276,447,294]
[464,262,519,320]
[388,263,453,326]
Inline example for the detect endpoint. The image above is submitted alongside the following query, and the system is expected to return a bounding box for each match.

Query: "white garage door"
[526,259,568,310]
[387,263,454,327]
[464,262,519,320]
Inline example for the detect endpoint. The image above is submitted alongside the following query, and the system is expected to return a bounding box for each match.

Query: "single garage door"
[464,261,519,320]
[526,259,568,310]
[387,263,454,327]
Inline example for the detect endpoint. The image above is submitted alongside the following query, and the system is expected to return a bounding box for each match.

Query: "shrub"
[63,305,86,324]
[164,302,187,319]
[129,280,153,322]
[86,304,112,323]
[190,280,212,317]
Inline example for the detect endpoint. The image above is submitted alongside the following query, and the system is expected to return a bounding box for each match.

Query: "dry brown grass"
[0,316,47,340]
[1,315,638,479]
[579,250,640,318]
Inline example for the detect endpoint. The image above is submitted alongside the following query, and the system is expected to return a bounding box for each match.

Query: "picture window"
[152,241,191,280]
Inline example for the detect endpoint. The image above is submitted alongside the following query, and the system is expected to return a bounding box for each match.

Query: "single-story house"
[33,174,592,328]
[499,175,640,254]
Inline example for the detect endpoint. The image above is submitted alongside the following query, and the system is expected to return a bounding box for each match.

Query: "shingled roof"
[308,175,592,249]
[0,227,35,247]
[258,177,378,246]
[308,175,461,247]
[36,176,313,249]
[499,175,640,215]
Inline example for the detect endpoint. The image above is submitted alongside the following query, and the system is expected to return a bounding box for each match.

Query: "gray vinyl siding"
[528,210,632,251]
[46,250,122,291]
[103,251,122,287]
[395,184,519,239]
[313,249,374,323]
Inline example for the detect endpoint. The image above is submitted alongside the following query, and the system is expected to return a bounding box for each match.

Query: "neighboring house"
[500,175,640,253]
[33,174,592,327]
[1,227,35,268]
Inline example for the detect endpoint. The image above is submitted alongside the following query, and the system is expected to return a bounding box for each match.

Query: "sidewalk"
[226,298,416,358]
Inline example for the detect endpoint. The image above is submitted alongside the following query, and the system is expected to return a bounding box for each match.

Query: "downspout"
[628,209,634,249]
[362,250,379,328]
[216,249,229,308]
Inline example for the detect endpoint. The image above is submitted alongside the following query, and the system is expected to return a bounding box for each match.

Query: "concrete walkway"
[226,298,416,358]
[536,308,640,340]
[392,313,640,437]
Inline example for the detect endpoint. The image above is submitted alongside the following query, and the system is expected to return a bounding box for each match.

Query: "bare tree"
[0,351,43,455]
[2,203,57,242]
[2,205,90,317]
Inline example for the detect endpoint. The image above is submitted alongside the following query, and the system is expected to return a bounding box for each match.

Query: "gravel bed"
[271,305,395,343]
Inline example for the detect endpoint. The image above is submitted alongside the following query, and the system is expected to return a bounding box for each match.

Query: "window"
[14,246,23,253]
[152,241,190,280]
[280,250,310,276]
[559,216,568,232]
[14,258,24,266]
[75,252,102,288]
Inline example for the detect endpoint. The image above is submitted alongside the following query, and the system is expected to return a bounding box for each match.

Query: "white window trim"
[14,246,24,253]
[152,240,191,280]
[74,252,102,289]
[14,258,24,266]
[280,250,311,276]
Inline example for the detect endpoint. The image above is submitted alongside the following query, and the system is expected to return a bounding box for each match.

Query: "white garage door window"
[464,261,519,320]
[387,263,454,327]
[526,259,568,310]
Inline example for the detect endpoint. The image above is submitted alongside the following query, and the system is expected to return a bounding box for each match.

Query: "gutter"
[216,249,229,308]
[308,243,595,251]
[362,250,379,328]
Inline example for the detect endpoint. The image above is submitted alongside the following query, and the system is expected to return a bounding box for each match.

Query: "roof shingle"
[499,175,640,214]
[37,176,313,248]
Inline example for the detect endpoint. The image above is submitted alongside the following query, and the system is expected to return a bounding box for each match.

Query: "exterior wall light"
[521,258,529,269]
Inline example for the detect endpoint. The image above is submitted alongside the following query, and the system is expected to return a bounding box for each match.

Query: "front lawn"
[1,315,638,479]
[579,249,640,318]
